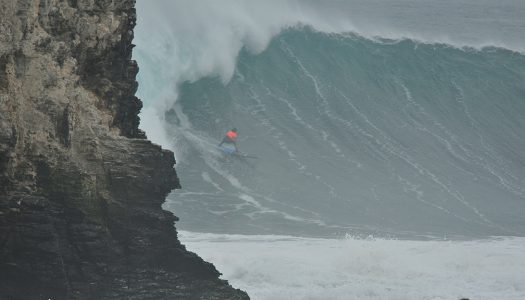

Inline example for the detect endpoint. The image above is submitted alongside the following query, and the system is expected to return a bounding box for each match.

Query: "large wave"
[133,0,525,238]
[134,0,525,136]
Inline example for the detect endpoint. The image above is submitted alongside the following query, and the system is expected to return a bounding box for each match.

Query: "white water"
[181,231,525,300]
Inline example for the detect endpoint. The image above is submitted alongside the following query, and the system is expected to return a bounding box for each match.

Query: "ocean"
[133,0,525,298]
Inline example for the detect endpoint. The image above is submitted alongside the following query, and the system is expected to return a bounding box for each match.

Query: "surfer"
[218,128,239,153]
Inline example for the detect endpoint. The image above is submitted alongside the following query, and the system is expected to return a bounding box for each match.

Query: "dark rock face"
[0,0,248,299]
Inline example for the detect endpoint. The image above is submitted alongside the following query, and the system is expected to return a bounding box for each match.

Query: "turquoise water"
[134,0,525,239]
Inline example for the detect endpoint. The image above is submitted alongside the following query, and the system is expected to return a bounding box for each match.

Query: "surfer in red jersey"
[218,128,239,153]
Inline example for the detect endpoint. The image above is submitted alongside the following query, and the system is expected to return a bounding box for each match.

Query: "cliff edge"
[0,0,248,299]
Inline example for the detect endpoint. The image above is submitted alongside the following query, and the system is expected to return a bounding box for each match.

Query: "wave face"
[133,0,525,238]
[162,28,525,238]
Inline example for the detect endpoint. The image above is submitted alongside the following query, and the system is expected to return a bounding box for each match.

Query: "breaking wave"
[134,0,525,238]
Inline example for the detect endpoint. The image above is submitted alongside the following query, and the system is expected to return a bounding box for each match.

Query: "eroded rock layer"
[0,0,248,299]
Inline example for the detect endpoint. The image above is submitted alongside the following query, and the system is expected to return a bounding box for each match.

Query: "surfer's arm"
[218,136,227,146]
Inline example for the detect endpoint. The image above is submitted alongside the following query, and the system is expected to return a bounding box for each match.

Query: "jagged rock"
[0,0,249,299]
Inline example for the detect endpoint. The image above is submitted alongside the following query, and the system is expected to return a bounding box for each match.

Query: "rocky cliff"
[0,0,248,299]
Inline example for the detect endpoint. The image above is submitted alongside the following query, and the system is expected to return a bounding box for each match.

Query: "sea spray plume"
[135,0,352,88]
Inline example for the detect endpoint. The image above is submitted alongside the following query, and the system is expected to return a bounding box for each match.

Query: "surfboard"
[218,144,237,154]
[234,153,259,159]
[218,144,258,159]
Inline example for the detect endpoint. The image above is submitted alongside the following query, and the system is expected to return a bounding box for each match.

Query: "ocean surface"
[133,0,525,298]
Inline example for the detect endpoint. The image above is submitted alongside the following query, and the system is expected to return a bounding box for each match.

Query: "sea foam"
[181,231,525,300]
